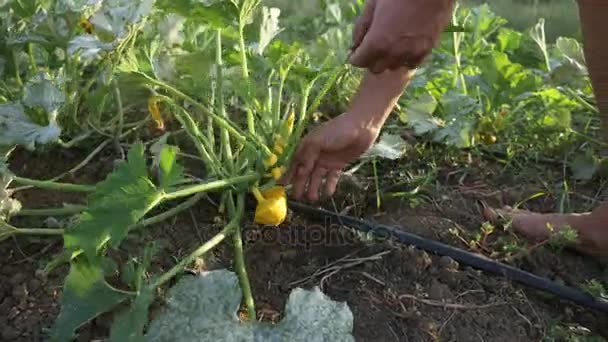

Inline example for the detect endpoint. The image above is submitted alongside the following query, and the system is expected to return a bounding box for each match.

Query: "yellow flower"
[252,186,287,226]
[79,18,93,34]
[148,96,165,131]
[268,166,284,181]
[263,153,278,168]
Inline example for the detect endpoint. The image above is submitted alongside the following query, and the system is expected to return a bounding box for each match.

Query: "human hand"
[280,111,382,202]
[280,69,412,202]
[349,0,455,73]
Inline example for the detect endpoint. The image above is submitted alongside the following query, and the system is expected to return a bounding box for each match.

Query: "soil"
[1,145,607,342]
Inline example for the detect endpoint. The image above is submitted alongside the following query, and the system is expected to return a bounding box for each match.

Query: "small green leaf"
[158,145,184,190]
[50,258,128,342]
[571,150,599,181]
[254,7,282,55]
[64,143,163,259]
[496,28,522,52]
[362,133,408,161]
[22,72,65,115]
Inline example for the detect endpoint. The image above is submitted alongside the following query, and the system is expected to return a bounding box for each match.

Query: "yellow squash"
[252,186,287,226]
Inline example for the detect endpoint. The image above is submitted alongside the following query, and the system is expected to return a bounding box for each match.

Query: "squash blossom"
[79,18,93,34]
[263,111,294,171]
[252,186,287,226]
[147,96,165,131]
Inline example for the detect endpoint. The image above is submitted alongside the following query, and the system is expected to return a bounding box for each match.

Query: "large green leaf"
[50,257,129,342]
[0,103,61,150]
[145,270,354,341]
[64,143,163,259]
[156,0,239,38]
[401,94,441,135]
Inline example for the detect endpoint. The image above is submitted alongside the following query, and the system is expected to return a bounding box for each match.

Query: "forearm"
[348,67,412,129]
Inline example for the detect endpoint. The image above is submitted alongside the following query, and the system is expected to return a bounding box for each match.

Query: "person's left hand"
[279,111,382,202]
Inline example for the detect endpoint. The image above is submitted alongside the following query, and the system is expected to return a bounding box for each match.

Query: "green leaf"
[109,287,154,342]
[555,37,586,69]
[68,34,115,62]
[401,94,441,135]
[496,28,522,52]
[145,270,354,341]
[158,145,184,190]
[156,0,239,38]
[64,143,163,259]
[253,6,282,55]
[570,150,599,181]
[0,103,61,150]
[50,258,129,342]
[361,133,408,161]
[434,93,479,148]
[89,0,154,40]
[22,72,65,115]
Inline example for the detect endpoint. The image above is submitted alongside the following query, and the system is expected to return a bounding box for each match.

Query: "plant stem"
[15,205,86,217]
[162,173,259,201]
[137,72,271,154]
[13,50,22,86]
[132,193,205,229]
[27,43,38,72]
[227,193,256,321]
[216,30,234,172]
[151,196,244,288]
[12,176,96,193]
[113,80,125,153]
[16,228,64,236]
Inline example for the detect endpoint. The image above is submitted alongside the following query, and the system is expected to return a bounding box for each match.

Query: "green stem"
[13,176,96,193]
[15,227,64,236]
[15,205,86,217]
[151,196,244,288]
[139,73,272,157]
[132,193,205,229]
[172,106,226,177]
[238,23,255,135]
[227,193,256,320]
[162,173,259,201]
[238,28,249,80]
[27,43,37,72]
[113,80,125,145]
[216,30,234,171]
[13,50,22,86]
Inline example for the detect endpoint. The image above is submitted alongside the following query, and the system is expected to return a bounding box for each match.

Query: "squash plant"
[1,0,347,340]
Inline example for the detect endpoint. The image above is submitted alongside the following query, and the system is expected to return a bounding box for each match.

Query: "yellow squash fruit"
[148,96,165,131]
[252,186,287,226]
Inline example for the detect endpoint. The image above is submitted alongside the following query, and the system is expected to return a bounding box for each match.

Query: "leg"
[484,1,608,257]
[484,204,608,256]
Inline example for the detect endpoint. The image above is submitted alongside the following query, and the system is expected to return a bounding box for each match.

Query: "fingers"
[306,167,328,202]
[325,170,341,197]
[351,0,376,51]
[348,31,384,70]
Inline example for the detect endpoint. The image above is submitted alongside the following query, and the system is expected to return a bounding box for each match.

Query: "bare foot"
[482,205,608,257]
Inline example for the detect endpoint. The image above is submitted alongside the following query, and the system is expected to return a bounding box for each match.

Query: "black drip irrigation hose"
[288,201,608,314]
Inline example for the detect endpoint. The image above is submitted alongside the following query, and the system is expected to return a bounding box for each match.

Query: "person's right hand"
[349,0,455,73]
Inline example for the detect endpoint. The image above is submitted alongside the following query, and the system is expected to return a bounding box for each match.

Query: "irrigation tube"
[289,201,608,314]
